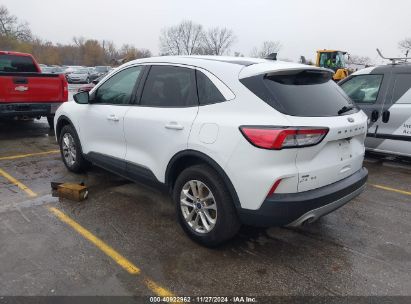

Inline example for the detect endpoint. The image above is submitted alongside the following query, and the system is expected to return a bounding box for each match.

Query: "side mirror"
[92,79,100,84]
[73,91,89,104]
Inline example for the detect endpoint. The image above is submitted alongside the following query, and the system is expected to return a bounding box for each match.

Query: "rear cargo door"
[240,68,368,193]
[286,113,367,192]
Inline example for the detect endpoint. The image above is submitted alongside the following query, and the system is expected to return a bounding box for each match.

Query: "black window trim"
[340,73,385,105]
[89,65,147,106]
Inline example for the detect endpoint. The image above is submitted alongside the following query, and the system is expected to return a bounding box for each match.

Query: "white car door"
[78,66,144,173]
[123,64,199,182]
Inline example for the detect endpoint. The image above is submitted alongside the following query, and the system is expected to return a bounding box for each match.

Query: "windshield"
[319,52,346,70]
[240,69,358,117]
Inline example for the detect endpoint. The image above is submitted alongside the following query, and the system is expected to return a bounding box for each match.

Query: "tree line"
[0,5,151,66]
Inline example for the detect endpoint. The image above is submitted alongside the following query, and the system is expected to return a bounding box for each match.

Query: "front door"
[340,71,389,150]
[78,66,144,173]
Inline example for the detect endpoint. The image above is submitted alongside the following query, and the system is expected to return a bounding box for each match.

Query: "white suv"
[55,56,368,246]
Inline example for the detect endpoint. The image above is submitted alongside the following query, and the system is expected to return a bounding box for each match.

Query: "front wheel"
[173,164,240,247]
[59,124,90,173]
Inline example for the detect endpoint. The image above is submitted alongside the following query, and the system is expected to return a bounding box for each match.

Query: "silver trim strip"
[286,185,366,227]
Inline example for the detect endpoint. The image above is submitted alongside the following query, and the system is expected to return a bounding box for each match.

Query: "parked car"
[66,68,91,84]
[94,66,111,76]
[87,67,100,81]
[0,51,68,128]
[77,75,104,92]
[339,63,411,158]
[55,56,368,246]
[41,66,64,74]
[63,66,84,76]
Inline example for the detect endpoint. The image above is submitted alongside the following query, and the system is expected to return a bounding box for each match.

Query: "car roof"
[123,55,324,79]
[352,63,411,75]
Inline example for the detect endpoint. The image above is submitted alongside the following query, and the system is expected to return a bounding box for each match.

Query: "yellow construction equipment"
[316,50,349,81]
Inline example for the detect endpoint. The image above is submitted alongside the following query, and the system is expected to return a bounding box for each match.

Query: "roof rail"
[377,48,411,64]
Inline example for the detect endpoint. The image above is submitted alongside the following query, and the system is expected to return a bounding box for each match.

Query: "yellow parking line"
[49,207,140,274]
[0,150,60,161]
[370,184,411,196]
[0,167,37,197]
[48,207,175,297]
[144,278,175,297]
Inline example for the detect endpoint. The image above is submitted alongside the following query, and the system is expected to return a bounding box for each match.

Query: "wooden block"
[57,183,88,201]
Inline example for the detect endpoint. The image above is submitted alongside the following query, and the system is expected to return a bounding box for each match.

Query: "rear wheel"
[173,164,240,247]
[59,124,90,173]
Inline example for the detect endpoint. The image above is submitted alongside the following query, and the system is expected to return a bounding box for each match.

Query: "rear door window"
[340,74,383,103]
[140,65,198,107]
[241,69,357,117]
[196,70,225,105]
[0,54,38,72]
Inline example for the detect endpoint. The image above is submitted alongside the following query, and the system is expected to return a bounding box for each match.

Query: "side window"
[196,70,225,105]
[340,74,383,103]
[391,74,411,104]
[140,65,197,107]
[94,66,142,105]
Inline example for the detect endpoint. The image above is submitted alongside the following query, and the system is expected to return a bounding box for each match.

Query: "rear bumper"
[0,103,62,118]
[238,167,368,227]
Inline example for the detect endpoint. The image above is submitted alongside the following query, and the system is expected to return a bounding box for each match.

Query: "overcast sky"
[3,0,411,63]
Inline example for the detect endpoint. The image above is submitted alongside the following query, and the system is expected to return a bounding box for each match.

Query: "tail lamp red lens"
[240,126,328,150]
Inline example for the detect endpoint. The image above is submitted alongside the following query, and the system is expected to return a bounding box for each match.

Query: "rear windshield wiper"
[338,105,355,115]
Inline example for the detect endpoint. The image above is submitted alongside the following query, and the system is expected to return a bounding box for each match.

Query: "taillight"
[61,76,68,102]
[240,126,328,150]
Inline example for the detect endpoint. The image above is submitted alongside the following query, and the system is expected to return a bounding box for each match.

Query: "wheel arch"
[165,150,241,209]
[56,115,75,141]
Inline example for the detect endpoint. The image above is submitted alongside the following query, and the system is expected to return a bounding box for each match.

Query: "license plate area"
[338,138,352,161]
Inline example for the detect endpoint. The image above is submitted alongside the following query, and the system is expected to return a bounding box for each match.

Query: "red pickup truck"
[0,51,68,128]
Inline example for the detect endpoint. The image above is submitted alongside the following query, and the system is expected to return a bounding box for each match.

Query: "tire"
[59,124,90,173]
[47,115,54,129]
[173,164,240,247]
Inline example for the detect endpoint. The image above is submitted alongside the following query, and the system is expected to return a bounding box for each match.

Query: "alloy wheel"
[62,133,77,166]
[180,180,217,234]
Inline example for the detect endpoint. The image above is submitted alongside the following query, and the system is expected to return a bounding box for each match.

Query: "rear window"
[0,54,38,73]
[240,69,358,117]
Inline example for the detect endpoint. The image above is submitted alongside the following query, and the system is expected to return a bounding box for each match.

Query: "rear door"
[123,64,199,182]
[371,72,411,156]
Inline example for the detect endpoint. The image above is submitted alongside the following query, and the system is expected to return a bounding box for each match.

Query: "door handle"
[165,122,184,130]
[370,110,379,122]
[382,110,390,123]
[107,114,119,121]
